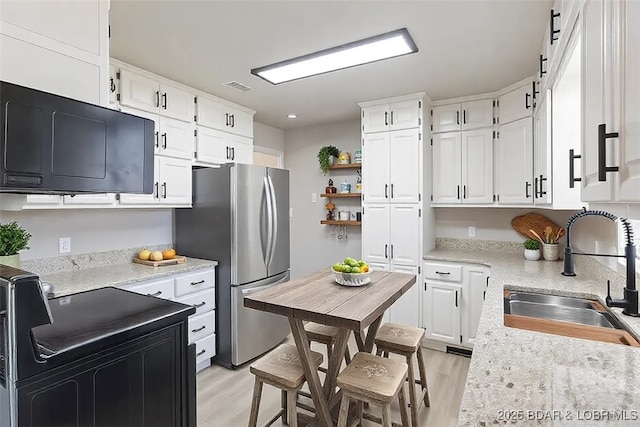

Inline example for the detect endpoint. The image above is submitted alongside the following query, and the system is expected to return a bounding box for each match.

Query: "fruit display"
[137,247,178,261]
[332,257,369,274]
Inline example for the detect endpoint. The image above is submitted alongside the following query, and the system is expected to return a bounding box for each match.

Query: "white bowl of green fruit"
[332,257,372,287]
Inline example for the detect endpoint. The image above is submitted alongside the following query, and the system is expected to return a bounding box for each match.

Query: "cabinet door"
[389,205,420,267]
[362,133,391,203]
[432,104,460,133]
[498,84,533,125]
[496,117,534,204]
[228,108,254,138]
[581,0,616,201]
[432,133,462,203]
[158,157,192,206]
[461,267,489,348]
[160,83,194,122]
[109,64,118,106]
[118,157,160,205]
[119,107,160,155]
[229,134,253,164]
[462,129,493,204]
[195,127,229,165]
[617,0,640,202]
[424,281,461,345]
[159,117,194,160]
[389,100,421,130]
[389,129,420,203]
[119,69,160,114]
[362,204,390,264]
[196,97,229,131]
[461,99,494,130]
[362,104,390,133]
[534,93,552,205]
[389,265,420,327]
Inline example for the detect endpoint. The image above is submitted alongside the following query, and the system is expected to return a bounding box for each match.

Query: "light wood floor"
[197,336,470,427]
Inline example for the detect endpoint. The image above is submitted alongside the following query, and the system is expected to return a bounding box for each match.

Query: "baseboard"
[422,339,473,357]
[446,346,472,358]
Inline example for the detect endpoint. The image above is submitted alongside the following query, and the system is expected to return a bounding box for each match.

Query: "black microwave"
[0,81,154,194]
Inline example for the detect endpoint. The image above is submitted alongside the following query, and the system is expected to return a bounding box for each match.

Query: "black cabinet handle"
[598,123,619,181]
[390,183,394,198]
[231,147,235,161]
[463,110,466,124]
[155,91,160,107]
[390,111,394,125]
[384,184,388,198]
[154,131,159,148]
[534,177,539,198]
[532,81,539,100]
[455,291,458,308]
[525,181,531,198]
[190,280,205,286]
[463,185,467,199]
[569,149,582,188]
[226,146,230,160]
[456,110,460,125]
[148,291,162,296]
[196,349,206,356]
[539,55,548,78]
[384,111,388,126]
[194,302,206,308]
[225,113,229,126]
[162,182,167,199]
[110,78,116,93]
[550,9,561,45]
[384,244,388,259]
[457,185,460,200]
[230,114,235,127]
[390,244,394,259]
[525,93,531,109]
[161,133,167,149]
[191,325,206,333]
[483,290,486,301]
[162,92,167,110]
[435,271,450,275]
[539,175,547,196]
[154,182,159,199]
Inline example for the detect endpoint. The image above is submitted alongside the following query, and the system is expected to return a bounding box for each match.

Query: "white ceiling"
[110,0,552,130]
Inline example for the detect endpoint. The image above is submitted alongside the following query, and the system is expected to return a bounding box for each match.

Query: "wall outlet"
[311,193,317,203]
[59,237,71,254]
[468,226,477,238]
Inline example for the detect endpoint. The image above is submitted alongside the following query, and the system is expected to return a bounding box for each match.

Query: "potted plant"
[0,221,31,268]
[523,238,541,261]
[317,145,340,175]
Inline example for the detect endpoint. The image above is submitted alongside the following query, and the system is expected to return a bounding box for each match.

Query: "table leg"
[323,329,350,400]
[288,318,334,427]
[359,315,383,353]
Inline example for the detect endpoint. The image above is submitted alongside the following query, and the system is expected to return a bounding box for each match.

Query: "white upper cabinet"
[159,117,194,160]
[498,83,533,126]
[362,133,391,203]
[160,83,195,122]
[362,100,421,133]
[119,70,161,113]
[195,127,229,165]
[534,92,552,205]
[389,129,421,203]
[228,134,253,165]
[109,64,118,107]
[496,117,534,204]
[389,205,421,266]
[361,204,391,264]
[432,133,462,203]
[158,157,192,205]
[118,157,161,206]
[461,129,494,204]
[432,99,493,133]
[196,96,254,138]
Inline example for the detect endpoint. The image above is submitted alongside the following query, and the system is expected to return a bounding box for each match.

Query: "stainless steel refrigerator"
[174,164,290,368]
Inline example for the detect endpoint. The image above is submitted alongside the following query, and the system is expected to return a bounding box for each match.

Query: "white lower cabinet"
[120,267,216,372]
[423,261,489,350]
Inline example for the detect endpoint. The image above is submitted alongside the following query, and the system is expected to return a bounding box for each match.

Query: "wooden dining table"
[244,269,416,427]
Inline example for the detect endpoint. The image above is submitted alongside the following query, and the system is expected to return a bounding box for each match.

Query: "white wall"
[1,209,172,261]
[254,122,285,152]
[284,119,362,278]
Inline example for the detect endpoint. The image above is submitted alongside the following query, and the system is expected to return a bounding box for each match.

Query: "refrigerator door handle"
[263,176,274,268]
[266,174,278,268]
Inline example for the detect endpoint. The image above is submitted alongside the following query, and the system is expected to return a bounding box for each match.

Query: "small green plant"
[0,221,31,256]
[317,145,340,175]
[523,239,540,250]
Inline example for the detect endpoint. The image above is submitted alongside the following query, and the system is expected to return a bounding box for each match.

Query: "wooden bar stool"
[305,322,352,373]
[375,323,430,427]
[336,352,410,427]
[248,344,323,427]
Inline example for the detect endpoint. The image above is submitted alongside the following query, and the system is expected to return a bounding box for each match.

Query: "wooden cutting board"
[133,256,187,267]
[511,213,561,242]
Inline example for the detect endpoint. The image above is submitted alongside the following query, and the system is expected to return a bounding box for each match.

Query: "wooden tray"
[133,255,187,267]
[511,213,561,242]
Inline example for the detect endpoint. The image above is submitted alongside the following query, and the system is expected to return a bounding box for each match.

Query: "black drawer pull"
[190,280,205,286]
[196,349,206,356]
[435,271,451,275]
[569,149,582,188]
[384,111,388,126]
[191,325,206,333]
[148,291,162,296]
[193,302,206,308]
[597,123,619,181]
[162,92,167,109]
[455,291,458,307]
[539,55,547,77]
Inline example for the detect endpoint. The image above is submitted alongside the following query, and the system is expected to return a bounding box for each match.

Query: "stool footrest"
[261,409,284,427]
[362,411,404,427]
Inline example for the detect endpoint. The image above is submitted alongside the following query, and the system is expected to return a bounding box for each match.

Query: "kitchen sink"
[503,291,640,346]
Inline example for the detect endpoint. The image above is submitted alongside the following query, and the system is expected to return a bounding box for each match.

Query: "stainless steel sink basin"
[508,292,596,310]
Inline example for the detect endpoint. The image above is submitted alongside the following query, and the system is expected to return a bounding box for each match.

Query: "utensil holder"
[542,243,559,261]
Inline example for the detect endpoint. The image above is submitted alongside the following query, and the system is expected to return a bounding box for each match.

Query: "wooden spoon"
[545,225,554,244]
[529,229,545,245]
[555,227,566,243]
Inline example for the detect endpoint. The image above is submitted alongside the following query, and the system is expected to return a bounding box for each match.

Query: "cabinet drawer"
[175,269,215,297]
[176,288,215,315]
[124,278,175,300]
[423,262,463,282]
[195,334,216,364]
[188,311,215,343]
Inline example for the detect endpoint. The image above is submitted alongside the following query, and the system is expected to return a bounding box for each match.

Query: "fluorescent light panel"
[251,28,418,85]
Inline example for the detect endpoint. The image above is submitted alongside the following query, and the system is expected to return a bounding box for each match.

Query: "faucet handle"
[606,280,612,306]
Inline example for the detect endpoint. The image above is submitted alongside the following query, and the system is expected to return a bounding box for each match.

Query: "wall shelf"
[328,163,362,170]
[320,220,361,226]
[321,193,361,198]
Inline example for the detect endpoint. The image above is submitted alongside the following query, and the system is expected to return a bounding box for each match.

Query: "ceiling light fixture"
[251,28,418,85]
[287,114,297,119]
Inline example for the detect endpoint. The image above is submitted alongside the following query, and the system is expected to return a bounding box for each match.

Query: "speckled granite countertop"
[41,258,217,297]
[423,248,640,426]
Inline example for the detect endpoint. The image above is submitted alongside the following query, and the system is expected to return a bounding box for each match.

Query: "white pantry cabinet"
[432,129,493,204]
[431,99,493,133]
[362,100,422,133]
[423,261,489,350]
[497,83,534,126]
[495,117,534,205]
[196,96,254,138]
